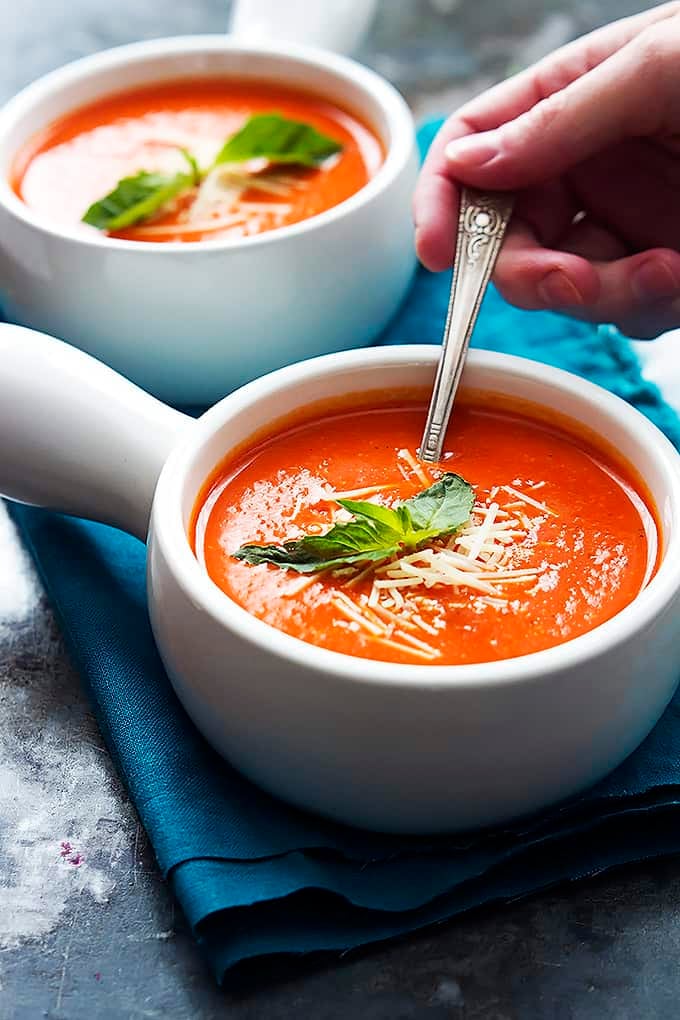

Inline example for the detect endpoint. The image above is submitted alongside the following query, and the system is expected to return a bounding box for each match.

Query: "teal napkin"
[9,121,680,982]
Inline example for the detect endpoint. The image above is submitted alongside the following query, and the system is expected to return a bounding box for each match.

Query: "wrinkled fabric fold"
[8,120,680,983]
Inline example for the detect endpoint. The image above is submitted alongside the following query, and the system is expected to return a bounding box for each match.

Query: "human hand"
[413,2,680,338]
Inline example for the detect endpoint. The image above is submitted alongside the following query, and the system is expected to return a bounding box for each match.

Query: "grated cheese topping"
[275,467,559,661]
[397,448,431,488]
[321,480,557,660]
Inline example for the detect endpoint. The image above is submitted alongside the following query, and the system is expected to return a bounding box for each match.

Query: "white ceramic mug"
[0,36,417,405]
[3,321,680,833]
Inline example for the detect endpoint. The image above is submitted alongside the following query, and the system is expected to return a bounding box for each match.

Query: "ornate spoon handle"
[419,187,514,464]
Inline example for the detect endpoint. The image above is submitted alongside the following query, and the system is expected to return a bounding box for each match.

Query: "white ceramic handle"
[228,0,379,54]
[0,324,191,541]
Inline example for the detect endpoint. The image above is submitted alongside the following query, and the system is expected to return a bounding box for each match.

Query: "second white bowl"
[0,36,418,404]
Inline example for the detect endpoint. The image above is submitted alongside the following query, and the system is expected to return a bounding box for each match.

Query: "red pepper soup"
[12,80,382,243]
[192,394,659,666]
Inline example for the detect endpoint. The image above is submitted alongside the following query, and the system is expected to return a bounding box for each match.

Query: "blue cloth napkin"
[9,121,680,982]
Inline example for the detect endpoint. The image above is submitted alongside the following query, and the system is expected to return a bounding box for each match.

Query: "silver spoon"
[418,187,515,464]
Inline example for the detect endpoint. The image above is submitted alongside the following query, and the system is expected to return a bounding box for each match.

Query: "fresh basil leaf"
[234,526,401,574]
[82,165,195,232]
[234,473,475,574]
[213,113,343,168]
[401,473,475,536]
[178,147,201,183]
[336,498,405,533]
[82,116,340,232]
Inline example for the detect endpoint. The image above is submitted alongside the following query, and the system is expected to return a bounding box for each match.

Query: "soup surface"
[12,80,382,242]
[192,395,658,666]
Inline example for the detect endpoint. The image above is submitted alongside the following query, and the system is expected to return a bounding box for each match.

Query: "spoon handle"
[419,187,514,464]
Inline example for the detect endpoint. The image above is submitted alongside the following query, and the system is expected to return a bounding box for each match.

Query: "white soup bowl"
[0,37,418,405]
[2,323,680,832]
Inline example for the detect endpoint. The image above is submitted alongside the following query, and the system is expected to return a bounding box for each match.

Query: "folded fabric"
[9,120,680,982]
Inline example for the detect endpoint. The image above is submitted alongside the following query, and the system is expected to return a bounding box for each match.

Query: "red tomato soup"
[12,80,383,242]
[192,393,659,667]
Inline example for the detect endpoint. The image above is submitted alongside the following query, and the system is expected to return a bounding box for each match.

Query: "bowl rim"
[151,344,680,689]
[0,34,416,254]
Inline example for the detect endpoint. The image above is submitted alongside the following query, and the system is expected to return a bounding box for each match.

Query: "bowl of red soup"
[0,36,417,404]
[3,325,680,833]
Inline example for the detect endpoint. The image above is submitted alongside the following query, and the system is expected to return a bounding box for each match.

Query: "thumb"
[444,24,674,188]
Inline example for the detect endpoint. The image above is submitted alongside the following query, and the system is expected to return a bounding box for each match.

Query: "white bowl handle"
[228,0,379,55]
[0,324,191,541]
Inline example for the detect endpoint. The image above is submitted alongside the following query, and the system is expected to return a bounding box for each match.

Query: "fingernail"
[445,132,499,167]
[632,259,680,301]
[537,270,584,307]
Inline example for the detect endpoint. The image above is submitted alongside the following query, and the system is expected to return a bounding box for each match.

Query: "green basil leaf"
[234,473,475,574]
[401,473,475,536]
[178,147,201,183]
[234,527,400,574]
[82,160,196,232]
[336,498,405,533]
[213,113,343,168]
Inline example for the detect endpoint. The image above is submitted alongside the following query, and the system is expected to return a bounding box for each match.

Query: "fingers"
[413,2,680,267]
[556,217,628,262]
[511,179,579,248]
[453,2,680,135]
[413,2,680,337]
[412,165,460,273]
[586,249,680,338]
[443,18,680,190]
[492,219,601,310]
[566,138,680,253]
[413,117,471,271]
[493,229,680,339]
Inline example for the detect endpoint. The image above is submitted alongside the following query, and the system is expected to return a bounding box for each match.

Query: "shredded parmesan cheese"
[397,448,431,488]
[330,485,393,500]
[345,486,556,653]
[501,485,556,516]
[371,635,439,661]
[279,477,556,660]
[331,593,385,636]
[237,201,294,212]
[374,577,422,589]
[410,613,439,637]
[282,570,331,597]
[131,214,247,236]
[461,502,499,562]
[394,629,439,655]
[345,563,378,589]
